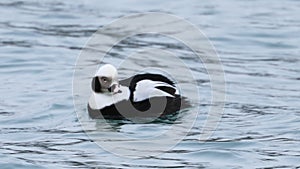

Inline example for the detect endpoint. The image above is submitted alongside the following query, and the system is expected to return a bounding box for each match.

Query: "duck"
[87,64,189,121]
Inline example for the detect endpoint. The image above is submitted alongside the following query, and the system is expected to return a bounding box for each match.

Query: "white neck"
[88,85,130,110]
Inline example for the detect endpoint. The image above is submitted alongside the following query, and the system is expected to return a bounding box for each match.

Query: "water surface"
[1,0,300,168]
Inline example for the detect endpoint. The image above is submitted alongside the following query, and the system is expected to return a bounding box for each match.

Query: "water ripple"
[1,0,300,168]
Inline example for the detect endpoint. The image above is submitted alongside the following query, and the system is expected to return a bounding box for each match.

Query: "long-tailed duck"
[87,64,189,120]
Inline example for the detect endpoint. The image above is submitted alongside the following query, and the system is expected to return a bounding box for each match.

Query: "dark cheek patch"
[92,77,102,93]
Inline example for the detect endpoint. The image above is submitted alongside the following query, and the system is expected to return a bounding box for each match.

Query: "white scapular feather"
[133,80,177,102]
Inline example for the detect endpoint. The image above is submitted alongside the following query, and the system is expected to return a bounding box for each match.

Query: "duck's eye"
[101,77,109,83]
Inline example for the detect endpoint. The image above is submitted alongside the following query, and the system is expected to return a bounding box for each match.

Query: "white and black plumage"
[87,64,189,120]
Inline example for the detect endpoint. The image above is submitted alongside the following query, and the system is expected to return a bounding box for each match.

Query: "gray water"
[1,0,300,168]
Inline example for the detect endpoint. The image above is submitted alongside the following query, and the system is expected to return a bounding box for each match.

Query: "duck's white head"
[92,64,121,94]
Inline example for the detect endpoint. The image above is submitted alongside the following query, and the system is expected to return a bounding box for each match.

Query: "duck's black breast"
[88,99,129,120]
